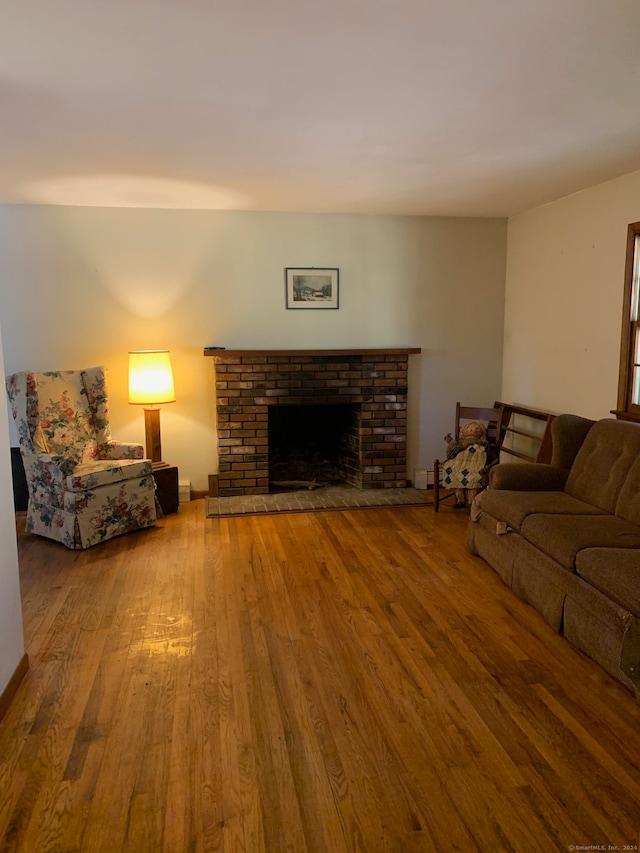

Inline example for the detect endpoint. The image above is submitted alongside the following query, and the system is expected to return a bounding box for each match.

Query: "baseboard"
[0,654,29,723]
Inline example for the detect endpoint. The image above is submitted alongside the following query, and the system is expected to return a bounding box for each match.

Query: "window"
[616,221,640,418]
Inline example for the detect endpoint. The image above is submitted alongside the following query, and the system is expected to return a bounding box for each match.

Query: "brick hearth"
[204,348,420,497]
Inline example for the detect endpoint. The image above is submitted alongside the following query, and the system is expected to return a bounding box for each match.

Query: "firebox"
[268,404,361,490]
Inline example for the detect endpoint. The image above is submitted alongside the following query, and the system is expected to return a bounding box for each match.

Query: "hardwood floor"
[1,500,640,852]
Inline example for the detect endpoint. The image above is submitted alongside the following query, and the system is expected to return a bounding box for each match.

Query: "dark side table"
[152,464,179,515]
[11,448,28,511]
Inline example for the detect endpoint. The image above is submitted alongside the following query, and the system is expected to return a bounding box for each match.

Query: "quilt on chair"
[442,445,488,491]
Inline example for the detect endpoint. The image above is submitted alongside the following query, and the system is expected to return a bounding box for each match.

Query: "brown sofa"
[466,414,640,699]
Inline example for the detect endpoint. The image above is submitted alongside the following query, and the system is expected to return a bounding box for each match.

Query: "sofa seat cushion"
[65,458,153,492]
[476,488,605,532]
[520,513,640,571]
[575,548,640,617]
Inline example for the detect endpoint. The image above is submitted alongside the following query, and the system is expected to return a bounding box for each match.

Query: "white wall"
[0,319,25,696]
[503,168,640,418]
[0,205,507,489]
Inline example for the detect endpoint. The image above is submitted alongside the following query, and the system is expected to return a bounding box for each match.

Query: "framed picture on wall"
[285,267,339,309]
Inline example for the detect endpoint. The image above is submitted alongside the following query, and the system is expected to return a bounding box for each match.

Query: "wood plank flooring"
[1,500,640,852]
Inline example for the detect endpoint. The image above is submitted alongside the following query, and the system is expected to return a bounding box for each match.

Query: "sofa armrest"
[103,440,144,460]
[489,462,569,491]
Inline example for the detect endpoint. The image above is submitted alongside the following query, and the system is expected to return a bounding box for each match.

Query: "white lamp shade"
[129,350,176,405]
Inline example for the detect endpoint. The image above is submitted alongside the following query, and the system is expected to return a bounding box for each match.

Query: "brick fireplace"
[204,348,420,497]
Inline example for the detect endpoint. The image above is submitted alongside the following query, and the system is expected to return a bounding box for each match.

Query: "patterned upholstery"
[6,367,158,549]
[442,445,488,491]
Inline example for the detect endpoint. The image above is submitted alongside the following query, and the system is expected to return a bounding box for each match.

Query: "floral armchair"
[6,367,158,549]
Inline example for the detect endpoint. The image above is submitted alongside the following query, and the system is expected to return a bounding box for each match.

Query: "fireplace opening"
[268,404,361,491]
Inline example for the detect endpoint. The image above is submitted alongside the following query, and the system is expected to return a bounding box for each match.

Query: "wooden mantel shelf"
[204,347,421,357]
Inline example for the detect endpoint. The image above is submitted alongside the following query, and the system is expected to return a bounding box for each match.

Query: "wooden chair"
[433,403,506,512]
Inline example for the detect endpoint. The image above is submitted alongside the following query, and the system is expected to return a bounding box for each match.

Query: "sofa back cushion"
[549,414,595,470]
[565,419,640,513]
[615,451,640,524]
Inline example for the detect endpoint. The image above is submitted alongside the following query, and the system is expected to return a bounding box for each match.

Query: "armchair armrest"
[35,453,77,477]
[19,451,76,508]
[103,440,144,460]
[489,462,569,491]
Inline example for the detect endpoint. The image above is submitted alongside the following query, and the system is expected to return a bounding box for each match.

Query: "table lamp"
[128,350,175,467]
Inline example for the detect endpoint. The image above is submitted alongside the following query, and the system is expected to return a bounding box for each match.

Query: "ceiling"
[3,0,640,217]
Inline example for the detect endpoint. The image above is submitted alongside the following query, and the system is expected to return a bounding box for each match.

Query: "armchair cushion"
[66,458,152,492]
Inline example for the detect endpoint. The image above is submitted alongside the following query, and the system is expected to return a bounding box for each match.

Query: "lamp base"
[144,407,163,464]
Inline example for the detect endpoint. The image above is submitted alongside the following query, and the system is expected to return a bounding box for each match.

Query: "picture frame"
[285,267,339,309]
